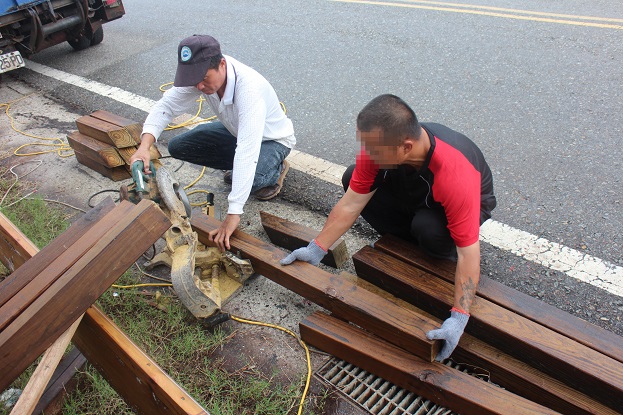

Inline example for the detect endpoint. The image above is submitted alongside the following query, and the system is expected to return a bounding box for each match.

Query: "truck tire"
[90,26,104,46]
[67,34,91,51]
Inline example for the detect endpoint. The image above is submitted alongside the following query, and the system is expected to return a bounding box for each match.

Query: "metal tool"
[120,161,254,318]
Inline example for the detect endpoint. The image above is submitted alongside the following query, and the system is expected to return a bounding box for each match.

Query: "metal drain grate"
[316,357,492,415]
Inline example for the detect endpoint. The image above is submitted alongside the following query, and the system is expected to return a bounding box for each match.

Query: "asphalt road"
[6,0,623,336]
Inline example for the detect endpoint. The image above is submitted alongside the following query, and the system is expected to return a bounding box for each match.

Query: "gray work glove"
[280,240,327,266]
[426,310,469,362]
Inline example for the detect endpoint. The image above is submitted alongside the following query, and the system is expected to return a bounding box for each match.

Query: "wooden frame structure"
[0,203,209,415]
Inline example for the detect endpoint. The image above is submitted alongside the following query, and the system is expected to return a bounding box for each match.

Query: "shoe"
[223,170,232,185]
[254,160,290,201]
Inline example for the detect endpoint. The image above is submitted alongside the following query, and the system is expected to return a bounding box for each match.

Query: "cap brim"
[174,61,211,87]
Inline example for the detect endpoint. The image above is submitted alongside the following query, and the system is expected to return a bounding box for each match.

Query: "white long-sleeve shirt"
[142,55,295,214]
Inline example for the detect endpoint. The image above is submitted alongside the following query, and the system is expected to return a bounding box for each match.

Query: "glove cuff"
[450,307,470,316]
[311,239,328,253]
[450,310,470,329]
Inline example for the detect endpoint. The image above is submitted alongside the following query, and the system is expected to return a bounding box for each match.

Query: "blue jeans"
[168,122,291,192]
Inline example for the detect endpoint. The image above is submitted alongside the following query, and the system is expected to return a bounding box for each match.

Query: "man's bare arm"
[315,187,375,250]
[454,241,480,313]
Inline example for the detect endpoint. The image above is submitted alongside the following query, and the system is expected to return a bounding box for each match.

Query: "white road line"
[24,60,623,298]
[25,60,157,112]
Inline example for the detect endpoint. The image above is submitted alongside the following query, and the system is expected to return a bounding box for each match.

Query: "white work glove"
[280,239,327,266]
[426,309,469,362]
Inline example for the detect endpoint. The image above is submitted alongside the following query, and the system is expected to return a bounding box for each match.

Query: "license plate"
[0,51,25,74]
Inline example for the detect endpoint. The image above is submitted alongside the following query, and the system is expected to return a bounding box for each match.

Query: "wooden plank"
[352,246,623,411]
[0,198,116,307]
[67,131,125,168]
[0,207,207,415]
[89,110,143,144]
[75,115,139,148]
[0,211,39,273]
[117,145,162,165]
[336,271,621,415]
[374,234,623,364]
[259,210,349,268]
[9,316,83,415]
[32,347,87,415]
[117,146,136,165]
[190,213,441,362]
[73,306,208,415]
[301,311,562,415]
[0,201,136,330]
[74,149,132,181]
[0,199,170,392]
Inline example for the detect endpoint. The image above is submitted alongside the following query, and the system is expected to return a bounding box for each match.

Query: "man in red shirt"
[281,94,496,361]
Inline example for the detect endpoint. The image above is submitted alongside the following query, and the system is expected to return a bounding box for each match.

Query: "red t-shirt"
[350,128,487,247]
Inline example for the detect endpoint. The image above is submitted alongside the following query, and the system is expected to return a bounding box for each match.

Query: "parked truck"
[0,0,125,75]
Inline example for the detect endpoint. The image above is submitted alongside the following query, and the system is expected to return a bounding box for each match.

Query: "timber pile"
[0,200,209,414]
[192,213,623,415]
[0,198,170,391]
[67,110,161,181]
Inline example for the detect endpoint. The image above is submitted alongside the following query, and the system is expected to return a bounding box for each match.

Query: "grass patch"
[0,164,322,414]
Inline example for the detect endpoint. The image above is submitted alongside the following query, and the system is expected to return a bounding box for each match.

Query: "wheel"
[90,26,104,46]
[67,34,91,51]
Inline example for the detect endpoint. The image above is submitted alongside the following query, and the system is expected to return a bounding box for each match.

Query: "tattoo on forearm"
[459,277,477,312]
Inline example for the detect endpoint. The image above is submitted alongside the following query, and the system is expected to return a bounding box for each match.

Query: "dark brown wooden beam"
[352,245,623,411]
[0,205,208,415]
[337,270,621,415]
[0,198,116,308]
[32,347,87,415]
[73,306,209,415]
[374,234,623,364]
[301,311,562,415]
[0,199,170,391]
[191,213,441,362]
[259,210,349,268]
[0,201,135,331]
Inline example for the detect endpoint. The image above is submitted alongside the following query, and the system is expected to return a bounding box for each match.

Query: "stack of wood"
[191,212,623,415]
[0,205,209,415]
[67,110,161,181]
[0,198,170,393]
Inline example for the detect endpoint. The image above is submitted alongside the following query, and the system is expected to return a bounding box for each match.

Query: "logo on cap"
[180,46,192,62]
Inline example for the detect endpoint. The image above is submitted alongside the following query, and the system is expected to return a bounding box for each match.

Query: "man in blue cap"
[130,35,295,251]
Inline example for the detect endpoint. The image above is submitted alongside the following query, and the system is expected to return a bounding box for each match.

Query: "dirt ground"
[1,76,374,414]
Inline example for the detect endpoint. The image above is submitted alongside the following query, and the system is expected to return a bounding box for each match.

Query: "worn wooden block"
[67,131,125,168]
[352,245,623,412]
[116,145,162,165]
[301,312,561,415]
[75,115,139,148]
[374,234,623,364]
[89,110,143,144]
[259,211,349,268]
[74,149,131,181]
[0,199,171,392]
[191,213,441,362]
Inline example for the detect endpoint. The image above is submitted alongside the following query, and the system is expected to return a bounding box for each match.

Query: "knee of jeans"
[167,139,181,158]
